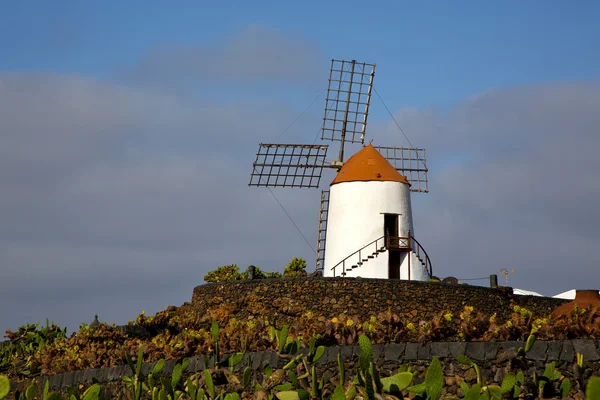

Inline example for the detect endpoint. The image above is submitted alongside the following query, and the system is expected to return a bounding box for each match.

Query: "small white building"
[323,145,431,281]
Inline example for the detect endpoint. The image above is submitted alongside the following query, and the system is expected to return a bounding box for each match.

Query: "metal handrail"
[409,233,433,277]
[330,231,433,278]
[330,235,385,277]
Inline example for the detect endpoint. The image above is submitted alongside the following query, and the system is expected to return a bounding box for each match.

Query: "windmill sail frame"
[249,143,329,189]
[321,59,376,149]
[375,146,429,193]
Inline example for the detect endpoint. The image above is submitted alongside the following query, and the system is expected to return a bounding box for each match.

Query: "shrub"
[283,257,308,278]
[204,265,241,283]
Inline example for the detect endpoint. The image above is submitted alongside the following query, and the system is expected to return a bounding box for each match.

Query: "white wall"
[399,251,431,281]
[323,180,417,279]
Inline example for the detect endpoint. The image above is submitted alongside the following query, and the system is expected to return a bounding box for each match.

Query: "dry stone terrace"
[192,277,568,324]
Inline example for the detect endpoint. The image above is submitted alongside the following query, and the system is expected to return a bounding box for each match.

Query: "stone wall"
[19,340,600,397]
[191,277,567,323]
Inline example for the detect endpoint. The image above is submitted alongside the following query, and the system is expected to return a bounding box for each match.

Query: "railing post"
[408,248,411,280]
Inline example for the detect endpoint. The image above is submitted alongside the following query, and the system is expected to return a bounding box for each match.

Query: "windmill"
[249,59,431,280]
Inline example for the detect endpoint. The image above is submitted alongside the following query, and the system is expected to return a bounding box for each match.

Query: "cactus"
[306,338,325,363]
[242,366,252,388]
[587,376,600,400]
[337,352,345,386]
[499,372,516,395]
[277,325,289,354]
[211,321,220,367]
[0,375,9,400]
[227,352,245,372]
[380,371,413,394]
[123,344,145,400]
[203,370,215,399]
[518,333,536,357]
[357,334,373,375]
[424,357,444,400]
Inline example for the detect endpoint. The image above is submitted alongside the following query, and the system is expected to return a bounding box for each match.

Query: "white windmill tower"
[249,59,431,281]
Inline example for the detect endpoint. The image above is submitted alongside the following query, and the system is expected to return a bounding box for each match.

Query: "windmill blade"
[249,143,329,189]
[322,59,376,144]
[375,146,429,193]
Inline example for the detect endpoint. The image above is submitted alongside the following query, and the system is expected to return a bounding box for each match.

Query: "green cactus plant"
[0,375,9,400]
[587,376,600,400]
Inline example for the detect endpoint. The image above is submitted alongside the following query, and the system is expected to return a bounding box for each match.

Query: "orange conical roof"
[331,144,409,186]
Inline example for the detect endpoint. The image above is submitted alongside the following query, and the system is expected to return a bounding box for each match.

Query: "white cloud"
[117,25,326,92]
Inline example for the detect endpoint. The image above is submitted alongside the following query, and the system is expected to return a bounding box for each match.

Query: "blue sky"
[2,1,598,110]
[1,2,599,334]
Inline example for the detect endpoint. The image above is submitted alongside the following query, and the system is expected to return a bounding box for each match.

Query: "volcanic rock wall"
[191,277,567,323]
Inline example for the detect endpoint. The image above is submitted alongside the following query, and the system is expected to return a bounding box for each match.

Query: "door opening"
[383,214,400,279]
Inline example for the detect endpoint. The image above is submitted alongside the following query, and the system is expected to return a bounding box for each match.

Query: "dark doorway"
[384,214,398,237]
[384,214,400,279]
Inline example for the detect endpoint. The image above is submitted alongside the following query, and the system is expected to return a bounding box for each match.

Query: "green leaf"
[358,334,373,362]
[211,321,219,341]
[242,366,252,388]
[332,385,345,400]
[46,393,64,400]
[228,352,244,371]
[136,344,144,375]
[380,371,413,394]
[524,334,536,353]
[312,346,325,363]
[308,338,315,356]
[278,326,289,354]
[153,359,165,375]
[287,371,300,389]
[283,355,302,370]
[424,357,444,400]
[275,392,300,400]
[587,376,600,400]
[464,383,482,400]
[25,382,37,400]
[160,377,174,397]
[223,393,239,400]
[513,386,522,398]
[337,352,345,385]
[459,381,470,394]
[310,366,318,398]
[0,375,10,400]
[500,372,516,394]
[482,385,502,399]
[407,383,426,395]
[172,363,184,389]
[158,388,167,400]
[82,384,102,400]
[148,374,156,389]
[516,370,524,384]
[186,378,196,399]
[204,370,215,399]
[358,334,373,376]
[543,362,556,380]
[560,378,571,398]
[274,384,293,391]
[455,355,474,366]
